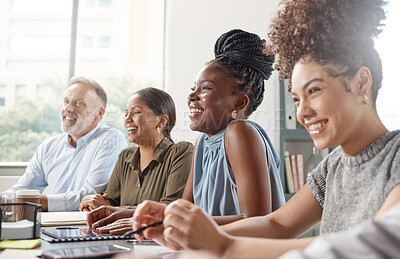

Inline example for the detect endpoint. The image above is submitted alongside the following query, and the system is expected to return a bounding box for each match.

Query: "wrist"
[215,233,234,258]
[41,195,48,212]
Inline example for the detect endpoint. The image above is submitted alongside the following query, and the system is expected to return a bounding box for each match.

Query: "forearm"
[212,215,244,226]
[221,236,315,259]
[222,215,295,239]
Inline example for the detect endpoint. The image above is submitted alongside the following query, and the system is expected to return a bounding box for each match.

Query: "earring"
[363,95,368,104]
[232,110,237,120]
[157,127,161,134]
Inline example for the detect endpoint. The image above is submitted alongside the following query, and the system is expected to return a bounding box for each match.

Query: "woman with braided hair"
[183,28,285,223]
[84,29,284,236]
[129,28,285,243]
[130,0,400,257]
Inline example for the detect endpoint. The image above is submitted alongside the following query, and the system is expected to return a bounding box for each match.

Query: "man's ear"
[97,107,105,119]
[354,66,373,96]
[235,94,249,111]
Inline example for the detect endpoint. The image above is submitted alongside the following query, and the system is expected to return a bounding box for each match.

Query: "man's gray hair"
[69,76,107,108]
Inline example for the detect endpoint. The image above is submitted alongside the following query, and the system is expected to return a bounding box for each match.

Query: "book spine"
[290,154,299,192]
[297,154,304,189]
[284,151,294,193]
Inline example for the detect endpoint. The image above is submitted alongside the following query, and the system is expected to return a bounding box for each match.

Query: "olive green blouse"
[105,138,193,208]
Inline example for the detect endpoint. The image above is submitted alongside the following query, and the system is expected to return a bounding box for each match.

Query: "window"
[9,37,70,52]
[83,0,112,9]
[81,36,111,49]
[375,0,400,130]
[12,0,72,12]
[0,85,6,107]
[0,0,164,162]
[15,84,27,97]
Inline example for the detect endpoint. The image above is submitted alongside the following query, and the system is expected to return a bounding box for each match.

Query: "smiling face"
[291,60,363,150]
[187,64,240,136]
[124,94,162,146]
[60,84,103,141]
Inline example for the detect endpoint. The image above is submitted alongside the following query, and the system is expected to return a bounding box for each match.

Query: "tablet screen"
[42,245,130,259]
[43,227,110,239]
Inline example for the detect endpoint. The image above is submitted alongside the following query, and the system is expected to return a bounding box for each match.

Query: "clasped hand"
[132,199,231,254]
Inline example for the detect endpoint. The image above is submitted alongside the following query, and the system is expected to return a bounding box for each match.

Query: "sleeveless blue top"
[193,120,285,216]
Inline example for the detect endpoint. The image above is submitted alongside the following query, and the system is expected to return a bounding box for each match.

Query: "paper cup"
[16,190,41,221]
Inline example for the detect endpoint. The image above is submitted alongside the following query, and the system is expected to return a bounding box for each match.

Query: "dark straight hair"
[134,87,176,142]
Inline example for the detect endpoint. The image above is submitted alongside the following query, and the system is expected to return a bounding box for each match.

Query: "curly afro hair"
[268,0,387,103]
[209,29,275,118]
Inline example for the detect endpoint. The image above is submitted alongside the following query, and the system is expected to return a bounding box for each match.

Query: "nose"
[188,89,200,102]
[296,99,314,122]
[64,102,74,112]
[124,112,133,124]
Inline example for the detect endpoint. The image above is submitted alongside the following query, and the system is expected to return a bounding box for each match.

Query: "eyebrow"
[126,105,143,110]
[302,78,323,91]
[63,97,84,102]
[293,78,324,96]
[193,80,216,85]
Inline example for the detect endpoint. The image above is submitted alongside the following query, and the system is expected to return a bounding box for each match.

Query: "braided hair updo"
[210,29,275,118]
[268,0,387,104]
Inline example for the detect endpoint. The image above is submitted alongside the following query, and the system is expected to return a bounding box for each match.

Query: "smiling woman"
[79,87,193,235]
[128,1,400,258]
[130,30,286,242]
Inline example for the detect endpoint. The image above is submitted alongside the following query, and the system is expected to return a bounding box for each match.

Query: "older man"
[7,76,126,211]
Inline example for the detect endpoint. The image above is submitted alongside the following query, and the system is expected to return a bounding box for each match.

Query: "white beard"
[61,110,97,136]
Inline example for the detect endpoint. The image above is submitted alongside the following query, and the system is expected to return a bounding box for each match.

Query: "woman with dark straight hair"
[79,87,193,234]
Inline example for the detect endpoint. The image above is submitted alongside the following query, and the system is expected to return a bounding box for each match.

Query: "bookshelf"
[278,80,329,196]
[278,80,326,237]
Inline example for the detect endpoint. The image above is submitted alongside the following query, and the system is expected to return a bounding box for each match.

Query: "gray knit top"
[307,130,400,234]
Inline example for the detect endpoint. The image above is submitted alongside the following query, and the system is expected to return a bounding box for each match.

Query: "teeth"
[190,108,203,113]
[65,116,76,120]
[127,127,137,131]
[309,122,325,132]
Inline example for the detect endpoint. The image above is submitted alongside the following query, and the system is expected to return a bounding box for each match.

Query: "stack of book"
[284,151,305,193]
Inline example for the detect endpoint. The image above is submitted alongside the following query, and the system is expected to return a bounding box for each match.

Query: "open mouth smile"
[307,120,327,134]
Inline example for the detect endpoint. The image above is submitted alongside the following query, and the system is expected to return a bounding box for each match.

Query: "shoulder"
[119,145,138,158]
[39,132,67,149]
[168,141,194,156]
[96,125,125,139]
[387,130,400,150]
[224,120,264,146]
[93,125,126,149]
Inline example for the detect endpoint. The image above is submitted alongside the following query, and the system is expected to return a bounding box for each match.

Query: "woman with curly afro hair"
[126,0,400,258]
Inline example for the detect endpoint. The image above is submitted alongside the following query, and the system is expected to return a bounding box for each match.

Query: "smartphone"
[41,244,130,259]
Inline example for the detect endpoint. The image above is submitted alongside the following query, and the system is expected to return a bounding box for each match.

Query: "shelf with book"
[278,80,329,197]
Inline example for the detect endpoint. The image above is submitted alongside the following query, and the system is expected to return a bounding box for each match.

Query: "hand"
[162,199,231,254]
[132,200,172,247]
[79,193,110,212]
[87,205,134,229]
[96,217,134,235]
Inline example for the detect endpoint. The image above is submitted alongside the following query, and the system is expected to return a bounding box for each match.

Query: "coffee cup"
[15,190,41,221]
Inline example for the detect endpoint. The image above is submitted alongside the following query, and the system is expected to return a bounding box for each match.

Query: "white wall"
[164,0,282,149]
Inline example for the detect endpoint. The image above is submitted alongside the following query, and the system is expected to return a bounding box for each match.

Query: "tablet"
[42,244,130,259]
[42,227,133,242]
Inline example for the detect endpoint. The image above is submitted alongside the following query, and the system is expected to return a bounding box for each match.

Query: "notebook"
[41,211,88,226]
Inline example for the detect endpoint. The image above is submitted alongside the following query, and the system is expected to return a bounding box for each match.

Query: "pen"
[55,227,79,230]
[122,220,163,237]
